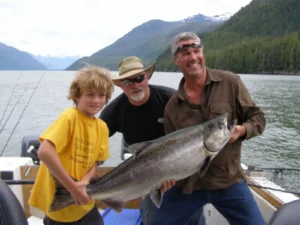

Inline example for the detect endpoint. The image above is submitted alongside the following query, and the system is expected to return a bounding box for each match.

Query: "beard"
[130,87,145,102]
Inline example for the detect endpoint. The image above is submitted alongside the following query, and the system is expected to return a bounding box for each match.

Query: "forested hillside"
[67,15,223,71]
[156,0,300,74]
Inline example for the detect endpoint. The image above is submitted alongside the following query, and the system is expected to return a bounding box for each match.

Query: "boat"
[0,136,300,225]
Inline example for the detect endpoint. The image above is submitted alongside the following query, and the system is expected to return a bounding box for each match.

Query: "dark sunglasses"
[174,42,203,55]
[121,74,146,86]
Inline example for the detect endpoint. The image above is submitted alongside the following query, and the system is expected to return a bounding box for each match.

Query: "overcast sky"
[0,0,252,57]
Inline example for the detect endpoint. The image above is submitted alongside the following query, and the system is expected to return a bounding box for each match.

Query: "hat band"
[120,66,144,76]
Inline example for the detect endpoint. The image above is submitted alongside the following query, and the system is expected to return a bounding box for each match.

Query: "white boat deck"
[27,216,43,225]
[0,158,299,225]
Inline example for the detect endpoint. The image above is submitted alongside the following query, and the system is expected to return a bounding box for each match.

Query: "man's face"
[119,72,150,104]
[173,39,206,78]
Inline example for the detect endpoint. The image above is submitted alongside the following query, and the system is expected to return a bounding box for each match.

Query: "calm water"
[0,71,300,191]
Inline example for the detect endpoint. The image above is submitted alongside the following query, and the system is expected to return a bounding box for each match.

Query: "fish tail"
[101,199,127,213]
[49,176,75,212]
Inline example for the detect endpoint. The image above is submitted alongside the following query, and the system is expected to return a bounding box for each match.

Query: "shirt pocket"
[209,102,233,122]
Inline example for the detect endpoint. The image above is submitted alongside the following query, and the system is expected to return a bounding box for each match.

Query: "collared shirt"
[164,68,266,192]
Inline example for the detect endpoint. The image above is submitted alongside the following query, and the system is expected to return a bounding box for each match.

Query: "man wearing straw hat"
[99,56,176,225]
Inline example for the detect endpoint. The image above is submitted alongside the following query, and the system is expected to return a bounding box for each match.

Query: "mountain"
[219,0,300,37]
[155,0,300,74]
[0,42,47,70]
[67,14,229,71]
[33,55,81,70]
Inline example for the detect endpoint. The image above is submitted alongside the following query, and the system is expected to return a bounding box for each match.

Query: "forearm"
[38,140,76,190]
[236,78,266,140]
[81,162,97,184]
[243,111,266,140]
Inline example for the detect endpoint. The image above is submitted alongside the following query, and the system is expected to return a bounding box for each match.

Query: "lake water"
[0,71,300,192]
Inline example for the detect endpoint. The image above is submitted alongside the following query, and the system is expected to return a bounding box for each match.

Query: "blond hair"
[68,66,114,105]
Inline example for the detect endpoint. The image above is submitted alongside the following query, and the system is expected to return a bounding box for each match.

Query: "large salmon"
[49,113,236,212]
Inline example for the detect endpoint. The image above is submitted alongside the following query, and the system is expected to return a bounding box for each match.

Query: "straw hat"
[113,56,155,86]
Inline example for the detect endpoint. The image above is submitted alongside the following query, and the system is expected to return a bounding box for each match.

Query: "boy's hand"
[68,181,90,205]
[161,179,176,193]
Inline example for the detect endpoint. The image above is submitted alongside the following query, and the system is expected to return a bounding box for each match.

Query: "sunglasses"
[121,74,146,86]
[174,42,203,55]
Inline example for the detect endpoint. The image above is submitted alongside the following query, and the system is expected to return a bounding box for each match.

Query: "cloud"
[0,0,252,56]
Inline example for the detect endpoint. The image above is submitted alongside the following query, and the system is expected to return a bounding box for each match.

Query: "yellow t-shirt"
[28,107,110,222]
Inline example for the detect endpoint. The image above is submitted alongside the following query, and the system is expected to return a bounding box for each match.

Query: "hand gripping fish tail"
[49,176,75,212]
[49,176,127,213]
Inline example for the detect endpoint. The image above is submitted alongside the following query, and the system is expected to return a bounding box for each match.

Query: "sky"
[0,0,252,57]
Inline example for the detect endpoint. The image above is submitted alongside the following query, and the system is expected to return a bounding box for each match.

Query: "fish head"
[203,113,236,155]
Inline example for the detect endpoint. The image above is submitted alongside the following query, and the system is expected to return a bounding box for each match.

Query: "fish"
[49,113,236,212]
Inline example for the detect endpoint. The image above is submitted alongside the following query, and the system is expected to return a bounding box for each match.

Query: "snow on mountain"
[208,12,233,22]
[33,54,81,70]
[182,12,233,23]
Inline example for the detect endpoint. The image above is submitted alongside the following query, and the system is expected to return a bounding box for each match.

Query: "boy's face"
[75,88,106,118]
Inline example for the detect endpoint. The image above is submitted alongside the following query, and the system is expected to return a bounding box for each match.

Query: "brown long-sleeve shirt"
[164,68,266,192]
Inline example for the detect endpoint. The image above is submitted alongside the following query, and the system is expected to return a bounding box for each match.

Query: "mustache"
[130,87,144,93]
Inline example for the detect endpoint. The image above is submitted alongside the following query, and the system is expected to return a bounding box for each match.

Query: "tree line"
[156,31,300,75]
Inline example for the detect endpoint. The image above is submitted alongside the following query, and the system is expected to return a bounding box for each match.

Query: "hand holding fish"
[161,179,176,193]
[68,181,90,205]
[228,125,246,143]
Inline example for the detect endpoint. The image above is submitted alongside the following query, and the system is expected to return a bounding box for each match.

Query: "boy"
[28,66,114,225]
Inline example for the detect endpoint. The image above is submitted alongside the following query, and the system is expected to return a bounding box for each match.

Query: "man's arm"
[236,77,266,140]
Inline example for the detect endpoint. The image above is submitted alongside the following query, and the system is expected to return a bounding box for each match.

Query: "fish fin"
[127,141,153,158]
[48,176,75,212]
[149,189,164,208]
[101,199,127,213]
[181,175,198,194]
[198,156,212,177]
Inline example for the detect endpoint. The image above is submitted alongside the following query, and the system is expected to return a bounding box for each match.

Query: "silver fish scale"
[88,126,209,200]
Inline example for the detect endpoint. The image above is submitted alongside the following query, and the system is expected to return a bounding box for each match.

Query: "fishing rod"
[256,168,300,173]
[0,89,26,134]
[0,73,23,131]
[0,33,29,130]
[248,166,300,173]
[248,183,300,196]
[246,165,300,196]
[247,166,300,179]
[0,58,53,157]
